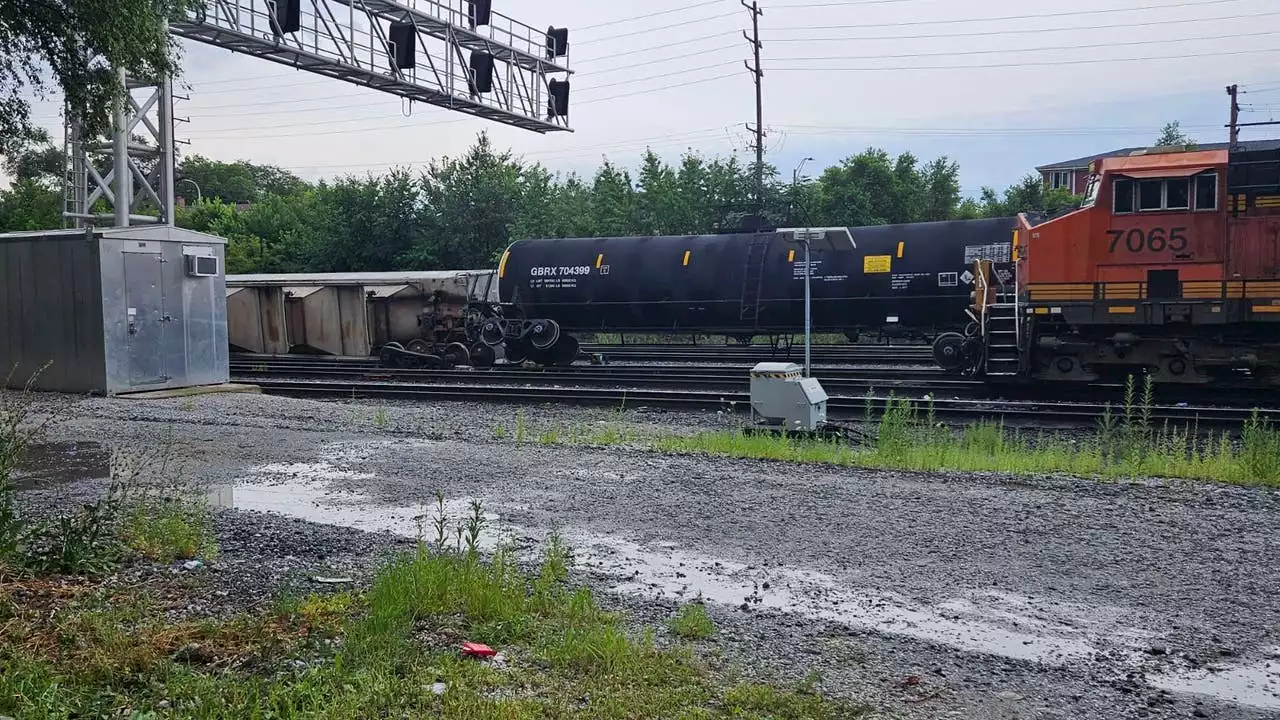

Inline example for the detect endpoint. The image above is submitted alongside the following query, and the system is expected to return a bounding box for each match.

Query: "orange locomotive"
[936,140,1280,385]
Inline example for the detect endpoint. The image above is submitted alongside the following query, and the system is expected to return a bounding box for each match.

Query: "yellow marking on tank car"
[1108,306,1137,314]
[498,250,511,279]
[788,249,795,262]
[1033,307,1050,315]
[863,255,891,273]
[682,250,691,266]
[596,253,604,268]
[1252,305,1280,313]
[896,241,904,258]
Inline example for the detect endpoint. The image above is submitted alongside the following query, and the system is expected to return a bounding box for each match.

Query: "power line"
[275,128,734,170]
[576,30,739,62]
[578,62,740,93]
[587,45,741,74]
[576,1,728,32]
[769,46,1280,71]
[764,10,1280,43]
[769,0,1255,32]
[773,122,1222,137]
[184,74,745,141]
[771,29,1278,62]
[575,11,742,45]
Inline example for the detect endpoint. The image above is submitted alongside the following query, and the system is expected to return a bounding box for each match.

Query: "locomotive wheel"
[406,339,431,355]
[480,319,505,347]
[528,319,561,350]
[470,342,496,369]
[505,342,529,365]
[443,342,471,367]
[549,335,580,366]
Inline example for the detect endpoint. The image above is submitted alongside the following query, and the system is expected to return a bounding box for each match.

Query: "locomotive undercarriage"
[1028,316,1280,386]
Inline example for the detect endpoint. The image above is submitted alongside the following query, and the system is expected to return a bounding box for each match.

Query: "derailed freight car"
[488,218,1018,362]
[225,270,498,361]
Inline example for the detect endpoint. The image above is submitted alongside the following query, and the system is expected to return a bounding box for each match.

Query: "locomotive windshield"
[1081,175,1100,208]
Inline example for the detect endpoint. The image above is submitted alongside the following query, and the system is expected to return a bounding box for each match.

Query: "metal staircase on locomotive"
[931,259,1023,379]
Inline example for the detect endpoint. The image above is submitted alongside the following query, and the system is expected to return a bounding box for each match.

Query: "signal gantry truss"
[170,0,573,133]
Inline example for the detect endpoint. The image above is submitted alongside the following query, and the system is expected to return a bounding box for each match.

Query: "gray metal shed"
[1,225,229,395]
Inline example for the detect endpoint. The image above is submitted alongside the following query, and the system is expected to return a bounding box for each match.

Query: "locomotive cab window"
[1165,178,1190,210]
[1138,180,1164,211]
[1114,179,1136,213]
[1195,172,1218,211]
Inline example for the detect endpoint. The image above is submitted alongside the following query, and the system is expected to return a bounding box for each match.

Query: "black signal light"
[548,79,569,117]
[545,27,568,59]
[270,0,301,34]
[470,51,495,94]
[389,23,416,69]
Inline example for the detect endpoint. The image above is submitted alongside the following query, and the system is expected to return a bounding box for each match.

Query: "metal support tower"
[64,70,178,227]
[170,0,573,133]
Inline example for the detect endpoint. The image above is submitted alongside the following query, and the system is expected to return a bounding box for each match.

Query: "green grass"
[489,375,1280,487]
[120,499,218,563]
[669,602,716,640]
[653,399,1280,486]
[0,521,869,720]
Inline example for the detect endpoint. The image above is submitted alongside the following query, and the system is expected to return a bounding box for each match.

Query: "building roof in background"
[1037,139,1280,172]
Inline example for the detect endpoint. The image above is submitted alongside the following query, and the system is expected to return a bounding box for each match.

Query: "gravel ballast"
[11,390,1280,719]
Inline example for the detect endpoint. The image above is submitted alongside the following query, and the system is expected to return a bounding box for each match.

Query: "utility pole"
[743,0,764,215]
[1228,84,1240,148]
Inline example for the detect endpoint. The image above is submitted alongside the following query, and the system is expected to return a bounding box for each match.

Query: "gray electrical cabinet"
[0,225,229,395]
[749,362,829,431]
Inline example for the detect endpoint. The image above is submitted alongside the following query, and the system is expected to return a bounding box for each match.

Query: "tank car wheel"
[470,342,496,369]
[549,335,580,366]
[480,319,505,347]
[443,342,471,367]
[406,339,431,355]
[528,319,561,351]
[505,341,529,365]
[379,345,401,368]
[385,341,405,351]
[932,332,968,372]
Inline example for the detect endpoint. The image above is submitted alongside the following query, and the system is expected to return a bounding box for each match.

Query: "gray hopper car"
[225,270,498,362]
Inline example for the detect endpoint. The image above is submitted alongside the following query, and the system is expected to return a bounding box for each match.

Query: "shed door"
[123,252,167,386]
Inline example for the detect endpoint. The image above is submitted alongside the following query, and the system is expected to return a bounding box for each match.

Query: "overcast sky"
[13,0,1280,196]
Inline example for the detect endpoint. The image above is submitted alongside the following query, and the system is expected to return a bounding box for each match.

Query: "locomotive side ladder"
[739,236,770,323]
[975,260,1021,376]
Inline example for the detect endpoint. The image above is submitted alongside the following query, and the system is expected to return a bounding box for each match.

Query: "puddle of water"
[12,441,111,489]
[567,533,1116,664]
[229,441,1133,667]
[1150,657,1280,710]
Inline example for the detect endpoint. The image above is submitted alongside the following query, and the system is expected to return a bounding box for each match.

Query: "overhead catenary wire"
[574,11,743,46]
[769,29,1279,62]
[765,10,1280,42]
[769,46,1280,71]
[575,0,729,32]
[768,0,1257,31]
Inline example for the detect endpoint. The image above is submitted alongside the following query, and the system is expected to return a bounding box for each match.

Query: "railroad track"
[231,362,979,399]
[244,377,1276,426]
[578,343,933,364]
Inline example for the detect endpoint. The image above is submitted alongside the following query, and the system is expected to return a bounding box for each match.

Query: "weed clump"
[654,377,1280,486]
[669,601,715,640]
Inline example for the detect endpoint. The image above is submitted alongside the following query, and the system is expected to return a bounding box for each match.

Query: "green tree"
[0,179,60,231]
[1155,121,1196,148]
[0,0,189,157]
[978,174,1078,217]
[312,169,422,271]
[590,160,637,236]
[415,132,525,268]
[176,155,307,205]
